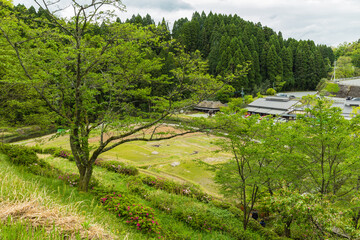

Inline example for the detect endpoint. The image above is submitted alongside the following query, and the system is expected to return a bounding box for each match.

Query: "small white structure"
[170,162,180,167]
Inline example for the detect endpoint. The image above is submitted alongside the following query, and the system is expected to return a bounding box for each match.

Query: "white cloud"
[124,0,192,11]
[12,0,360,46]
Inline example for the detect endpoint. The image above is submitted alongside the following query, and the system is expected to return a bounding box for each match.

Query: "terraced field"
[18,125,231,197]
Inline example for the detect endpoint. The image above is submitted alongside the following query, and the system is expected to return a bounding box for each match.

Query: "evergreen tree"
[281,46,294,90]
[266,45,283,87]
[294,42,309,89]
[252,51,262,87]
[260,42,270,80]
[269,35,281,53]
[144,14,155,26]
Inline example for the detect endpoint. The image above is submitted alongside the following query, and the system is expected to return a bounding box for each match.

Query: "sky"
[13,0,360,47]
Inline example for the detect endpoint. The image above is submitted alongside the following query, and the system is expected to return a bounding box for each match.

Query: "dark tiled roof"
[194,100,227,110]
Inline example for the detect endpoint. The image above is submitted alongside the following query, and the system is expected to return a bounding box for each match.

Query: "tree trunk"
[284,219,292,238]
[70,130,93,192]
[78,164,93,192]
[353,209,360,230]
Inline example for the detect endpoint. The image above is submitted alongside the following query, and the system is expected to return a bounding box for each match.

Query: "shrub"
[0,144,38,166]
[126,176,149,196]
[141,175,212,203]
[0,144,63,178]
[27,161,62,178]
[211,199,232,210]
[33,147,75,161]
[51,148,73,161]
[41,147,59,154]
[266,88,276,95]
[28,145,43,153]
[100,192,162,237]
[95,160,138,176]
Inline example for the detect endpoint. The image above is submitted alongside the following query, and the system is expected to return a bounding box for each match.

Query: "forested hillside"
[171,12,335,93]
[0,4,336,127]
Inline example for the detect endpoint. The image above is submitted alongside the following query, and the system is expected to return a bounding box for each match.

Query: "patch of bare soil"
[0,201,113,239]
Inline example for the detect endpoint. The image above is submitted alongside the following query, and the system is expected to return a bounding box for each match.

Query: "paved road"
[338,79,360,86]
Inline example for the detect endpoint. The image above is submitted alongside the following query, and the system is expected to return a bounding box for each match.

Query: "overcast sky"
[13,0,360,47]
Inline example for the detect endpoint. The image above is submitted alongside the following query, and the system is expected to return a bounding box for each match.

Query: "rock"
[171,162,180,167]
[151,151,159,155]
[152,144,160,147]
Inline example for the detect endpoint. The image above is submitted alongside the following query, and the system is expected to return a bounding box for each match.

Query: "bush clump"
[100,192,162,237]
[0,144,61,178]
[0,144,38,166]
[95,160,138,176]
[141,175,212,203]
[30,146,75,161]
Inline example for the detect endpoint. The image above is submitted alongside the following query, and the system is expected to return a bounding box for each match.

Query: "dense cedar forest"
[127,12,335,94]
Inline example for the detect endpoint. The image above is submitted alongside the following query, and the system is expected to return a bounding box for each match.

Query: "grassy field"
[0,154,146,239]
[18,128,231,197]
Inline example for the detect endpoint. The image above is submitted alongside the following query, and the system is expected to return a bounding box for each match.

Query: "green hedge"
[32,146,137,175]
[0,144,38,166]
[0,144,61,178]
[141,175,212,203]
[94,160,138,176]
[31,146,75,162]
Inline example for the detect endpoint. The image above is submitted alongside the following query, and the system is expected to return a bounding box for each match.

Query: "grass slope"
[0,154,147,239]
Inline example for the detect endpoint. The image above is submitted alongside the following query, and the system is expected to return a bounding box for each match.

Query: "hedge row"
[94,160,138,176]
[30,146,75,161]
[30,146,139,176]
[0,144,61,178]
[140,175,212,203]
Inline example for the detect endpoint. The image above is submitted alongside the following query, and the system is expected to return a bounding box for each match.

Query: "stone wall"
[335,84,360,98]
